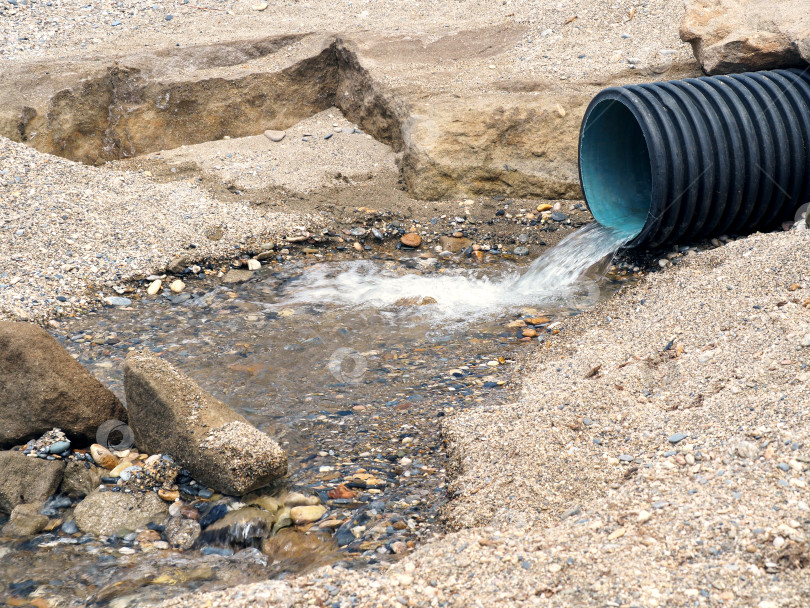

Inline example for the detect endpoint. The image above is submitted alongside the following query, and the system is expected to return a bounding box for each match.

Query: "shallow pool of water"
[0,226,636,606]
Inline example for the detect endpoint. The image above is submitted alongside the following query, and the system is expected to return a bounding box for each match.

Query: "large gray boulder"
[73,490,168,536]
[123,351,287,495]
[0,451,64,513]
[0,321,127,449]
[680,0,810,74]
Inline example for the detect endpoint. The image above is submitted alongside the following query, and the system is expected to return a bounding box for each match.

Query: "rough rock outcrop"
[0,451,64,513]
[0,321,127,449]
[123,351,287,495]
[0,30,588,202]
[680,0,810,74]
[72,490,168,536]
[399,93,586,201]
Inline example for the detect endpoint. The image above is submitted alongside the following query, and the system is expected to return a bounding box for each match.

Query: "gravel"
[0,136,312,322]
[129,108,396,196]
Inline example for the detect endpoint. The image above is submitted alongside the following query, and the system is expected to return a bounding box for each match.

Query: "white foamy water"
[278,223,632,322]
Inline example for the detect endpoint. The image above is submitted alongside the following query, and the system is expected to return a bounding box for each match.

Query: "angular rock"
[0,451,64,513]
[166,255,191,274]
[61,460,105,498]
[680,0,810,74]
[0,322,127,449]
[222,269,255,284]
[123,351,287,495]
[399,93,586,201]
[2,502,49,537]
[73,490,169,536]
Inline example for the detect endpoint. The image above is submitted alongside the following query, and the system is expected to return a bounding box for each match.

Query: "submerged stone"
[123,351,287,495]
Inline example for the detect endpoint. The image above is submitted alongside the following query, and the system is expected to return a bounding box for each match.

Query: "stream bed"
[0,225,638,607]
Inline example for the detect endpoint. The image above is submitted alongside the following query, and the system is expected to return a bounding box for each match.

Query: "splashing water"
[279,223,632,322]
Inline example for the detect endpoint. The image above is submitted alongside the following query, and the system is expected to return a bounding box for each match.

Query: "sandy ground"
[0,136,316,322]
[0,0,690,87]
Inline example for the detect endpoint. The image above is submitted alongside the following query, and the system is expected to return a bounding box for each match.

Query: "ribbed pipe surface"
[578,68,810,249]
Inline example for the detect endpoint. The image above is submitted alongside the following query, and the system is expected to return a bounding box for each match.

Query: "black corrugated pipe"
[578,68,810,249]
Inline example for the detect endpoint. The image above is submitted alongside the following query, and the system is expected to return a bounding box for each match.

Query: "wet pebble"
[104,296,131,306]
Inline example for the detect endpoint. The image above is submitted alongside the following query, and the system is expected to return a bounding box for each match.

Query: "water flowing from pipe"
[278,223,632,323]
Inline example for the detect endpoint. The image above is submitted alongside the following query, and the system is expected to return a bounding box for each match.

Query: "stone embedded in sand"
[123,351,287,495]
[401,233,422,248]
[158,488,180,502]
[166,256,191,274]
[147,279,162,295]
[104,296,132,306]
[170,279,185,293]
[2,503,49,537]
[0,321,127,449]
[261,527,337,564]
[327,485,357,500]
[222,269,255,284]
[62,460,105,497]
[73,489,168,536]
[284,492,321,508]
[264,129,285,142]
[164,516,201,549]
[438,235,472,253]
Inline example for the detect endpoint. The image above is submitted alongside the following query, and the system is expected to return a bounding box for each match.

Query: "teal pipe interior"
[579,99,653,240]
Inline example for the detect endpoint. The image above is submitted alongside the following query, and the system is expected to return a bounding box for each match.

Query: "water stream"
[281,224,631,321]
[0,224,634,606]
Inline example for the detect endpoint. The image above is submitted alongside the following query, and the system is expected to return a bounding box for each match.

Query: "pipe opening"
[579,98,652,240]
